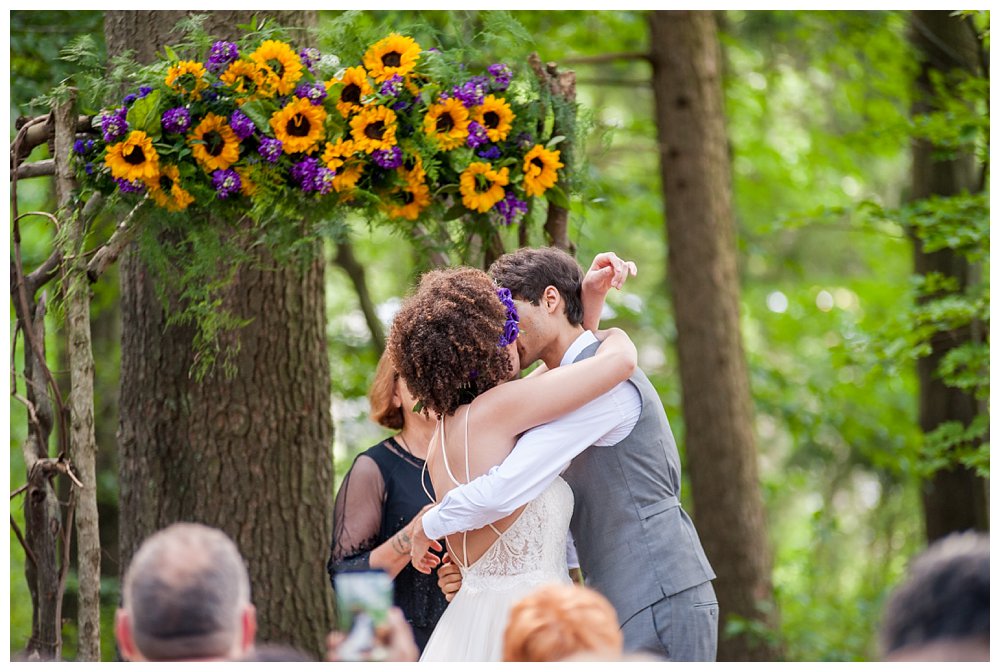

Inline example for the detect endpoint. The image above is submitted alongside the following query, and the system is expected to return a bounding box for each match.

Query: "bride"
[385,265,635,661]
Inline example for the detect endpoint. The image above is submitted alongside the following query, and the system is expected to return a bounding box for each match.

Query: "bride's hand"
[437,553,463,602]
[408,510,443,574]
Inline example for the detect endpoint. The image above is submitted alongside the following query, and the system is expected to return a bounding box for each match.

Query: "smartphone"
[334,570,394,661]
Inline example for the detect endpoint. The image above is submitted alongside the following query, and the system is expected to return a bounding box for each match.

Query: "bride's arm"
[581,251,637,332]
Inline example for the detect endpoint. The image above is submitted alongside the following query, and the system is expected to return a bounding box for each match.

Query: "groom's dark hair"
[489,247,584,326]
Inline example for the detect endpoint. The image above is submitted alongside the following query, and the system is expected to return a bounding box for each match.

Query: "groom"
[408,246,718,661]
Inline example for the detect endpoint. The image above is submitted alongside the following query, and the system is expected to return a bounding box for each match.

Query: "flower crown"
[496,287,520,347]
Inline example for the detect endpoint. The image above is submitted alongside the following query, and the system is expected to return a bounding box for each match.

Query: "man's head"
[116,522,257,661]
[879,531,989,661]
[489,247,585,369]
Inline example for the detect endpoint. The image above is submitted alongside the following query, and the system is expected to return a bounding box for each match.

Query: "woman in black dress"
[328,351,448,651]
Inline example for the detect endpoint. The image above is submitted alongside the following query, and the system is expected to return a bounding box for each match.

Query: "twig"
[11,484,28,500]
[14,159,55,180]
[10,515,38,568]
[86,197,147,282]
[12,392,43,441]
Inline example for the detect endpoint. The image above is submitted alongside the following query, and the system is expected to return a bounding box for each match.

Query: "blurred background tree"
[9,8,988,661]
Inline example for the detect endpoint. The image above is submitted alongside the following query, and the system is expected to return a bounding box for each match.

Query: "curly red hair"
[387,267,512,417]
[503,584,624,662]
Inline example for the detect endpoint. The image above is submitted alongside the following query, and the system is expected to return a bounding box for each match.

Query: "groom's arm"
[409,381,639,572]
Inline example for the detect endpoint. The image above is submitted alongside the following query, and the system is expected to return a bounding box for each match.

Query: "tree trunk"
[54,89,102,662]
[106,10,335,658]
[908,10,988,542]
[649,11,780,661]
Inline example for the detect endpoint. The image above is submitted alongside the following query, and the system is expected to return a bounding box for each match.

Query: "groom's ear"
[541,285,562,315]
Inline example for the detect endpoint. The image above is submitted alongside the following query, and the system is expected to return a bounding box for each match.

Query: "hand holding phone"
[333,570,394,661]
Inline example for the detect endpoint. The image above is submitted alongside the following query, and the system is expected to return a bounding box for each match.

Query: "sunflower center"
[382,51,402,68]
[204,131,225,156]
[475,173,492,193]
[159,175,175,191]
[531,157,545,169]
[365,120,386,141]
[124,145,146,165]
[436,113,455,134]
[402,190,415,205]
[178,74,199,91]
[287,113,311,137]
[483,111,500,129]
[266,59,285,77]
[342,84,361,104]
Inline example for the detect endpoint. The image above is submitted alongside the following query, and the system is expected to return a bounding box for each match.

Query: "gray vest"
[563,341,715,623]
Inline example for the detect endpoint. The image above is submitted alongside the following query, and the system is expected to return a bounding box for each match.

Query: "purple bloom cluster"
[229,109,256,140]
[372,146,403,169]
[122,86,152,108]
[294,82,327,106]
[123,93,138,106]
[207,41,239,73]
[84,163,95,176]
[488,63,512,91]
[258,137,283,163]
[162,107,191,134]
[477,144,502,160]
[299,47,321,72]
[466,121,489,149]
[445,76,488,108]
[73,138,95,155]
[515,131,534,151]
[380,74,404,97]
[114,177,145,194]
[496,287,520,347]
[100,108,128,142]
[290,157,335,194]
[211,169,242,199]
[493,190,528,227]
[139,85,153,97]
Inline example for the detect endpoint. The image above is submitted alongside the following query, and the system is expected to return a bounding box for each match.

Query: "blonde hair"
[503,584,624,662]
[368,350,404,430]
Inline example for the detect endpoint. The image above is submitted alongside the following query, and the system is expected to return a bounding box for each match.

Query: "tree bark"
[908,10,988,542]
[106,10,335,658]
[54,89,102,662]
[649,11,780,661]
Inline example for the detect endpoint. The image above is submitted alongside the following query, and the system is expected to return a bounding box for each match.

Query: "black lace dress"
[328,437,449,651]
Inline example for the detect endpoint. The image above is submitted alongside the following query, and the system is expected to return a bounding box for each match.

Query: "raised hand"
[437,553,463,602]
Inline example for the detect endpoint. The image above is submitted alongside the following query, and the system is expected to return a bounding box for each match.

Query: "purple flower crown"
[496,287,520,348]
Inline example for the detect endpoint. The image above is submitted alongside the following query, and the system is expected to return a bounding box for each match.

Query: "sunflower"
[105,130,160,182]
[349,105,398,154]
[385,173,431,220]
[522,144,564,197]
[250,40,304,97]
[188,113,241,172]
[363,33,421,82]
[423,98,470,151]
[220,59,266,103]
[472,95,515,143]
[165,61,208,99]
[236,167,258,197]
[460,162,509,213]
[270,97,328,155]
[144,164,194,212]
[399,151,425,182]
[321,139,364,194]
[326,66,373,118]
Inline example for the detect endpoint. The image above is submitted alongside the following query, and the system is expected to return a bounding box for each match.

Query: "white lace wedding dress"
[419,412,574,662]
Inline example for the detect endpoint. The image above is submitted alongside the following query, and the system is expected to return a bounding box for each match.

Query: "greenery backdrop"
[9,9,989,661]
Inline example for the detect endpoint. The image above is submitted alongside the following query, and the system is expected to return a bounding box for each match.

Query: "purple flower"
[100,108,128,142]
[294,82,327,105]
[493,190,528,227]
[229,109,256,140]
[258,137,283,163]
[447,76,489,108]
[123,93,138,106]
[211,168,242,199]
[392,98,412,113]
[161,107,191,134]
[496,287,520,347]
[138,85,153,98]
[515,132,534,151]
[299,47,321,72]
[84,162,95,175]
[314,167,336,194]
[290,157,335,193]
[372,146,403,169]
[115,177,145,194]
[466,121,489,149]
[206,41,239,73]
[380,74,404,97]
[477,144,502,160]
[488,63,512,91]
[73,138,95,155]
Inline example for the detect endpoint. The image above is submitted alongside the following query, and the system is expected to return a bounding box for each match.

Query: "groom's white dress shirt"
[422,330,642,540]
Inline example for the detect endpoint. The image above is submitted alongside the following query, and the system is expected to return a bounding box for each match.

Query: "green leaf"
[546,135,566,148]
[163,45,178,62]
[240,99,276,134]
[442,202,467,221]
[126,89,162,139]
[545,183,571,209]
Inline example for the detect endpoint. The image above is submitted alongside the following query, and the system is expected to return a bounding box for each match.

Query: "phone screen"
[334,570,394,661]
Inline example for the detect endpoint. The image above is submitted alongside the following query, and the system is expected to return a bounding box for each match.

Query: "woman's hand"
[582,252,638,331]
[437,553,463,602]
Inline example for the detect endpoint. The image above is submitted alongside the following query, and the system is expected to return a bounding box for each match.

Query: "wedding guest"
[327,351,448,651]
[503,584,624,661]
[880,531,989,661]
[115,523,256,661]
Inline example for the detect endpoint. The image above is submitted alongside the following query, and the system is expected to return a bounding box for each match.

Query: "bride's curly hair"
[387,267,513,418]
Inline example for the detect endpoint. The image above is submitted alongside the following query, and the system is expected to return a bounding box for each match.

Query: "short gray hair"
[123,522,251,661]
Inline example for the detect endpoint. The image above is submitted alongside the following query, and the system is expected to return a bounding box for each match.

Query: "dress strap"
[463,405,505,539]
[439,415,463,488]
